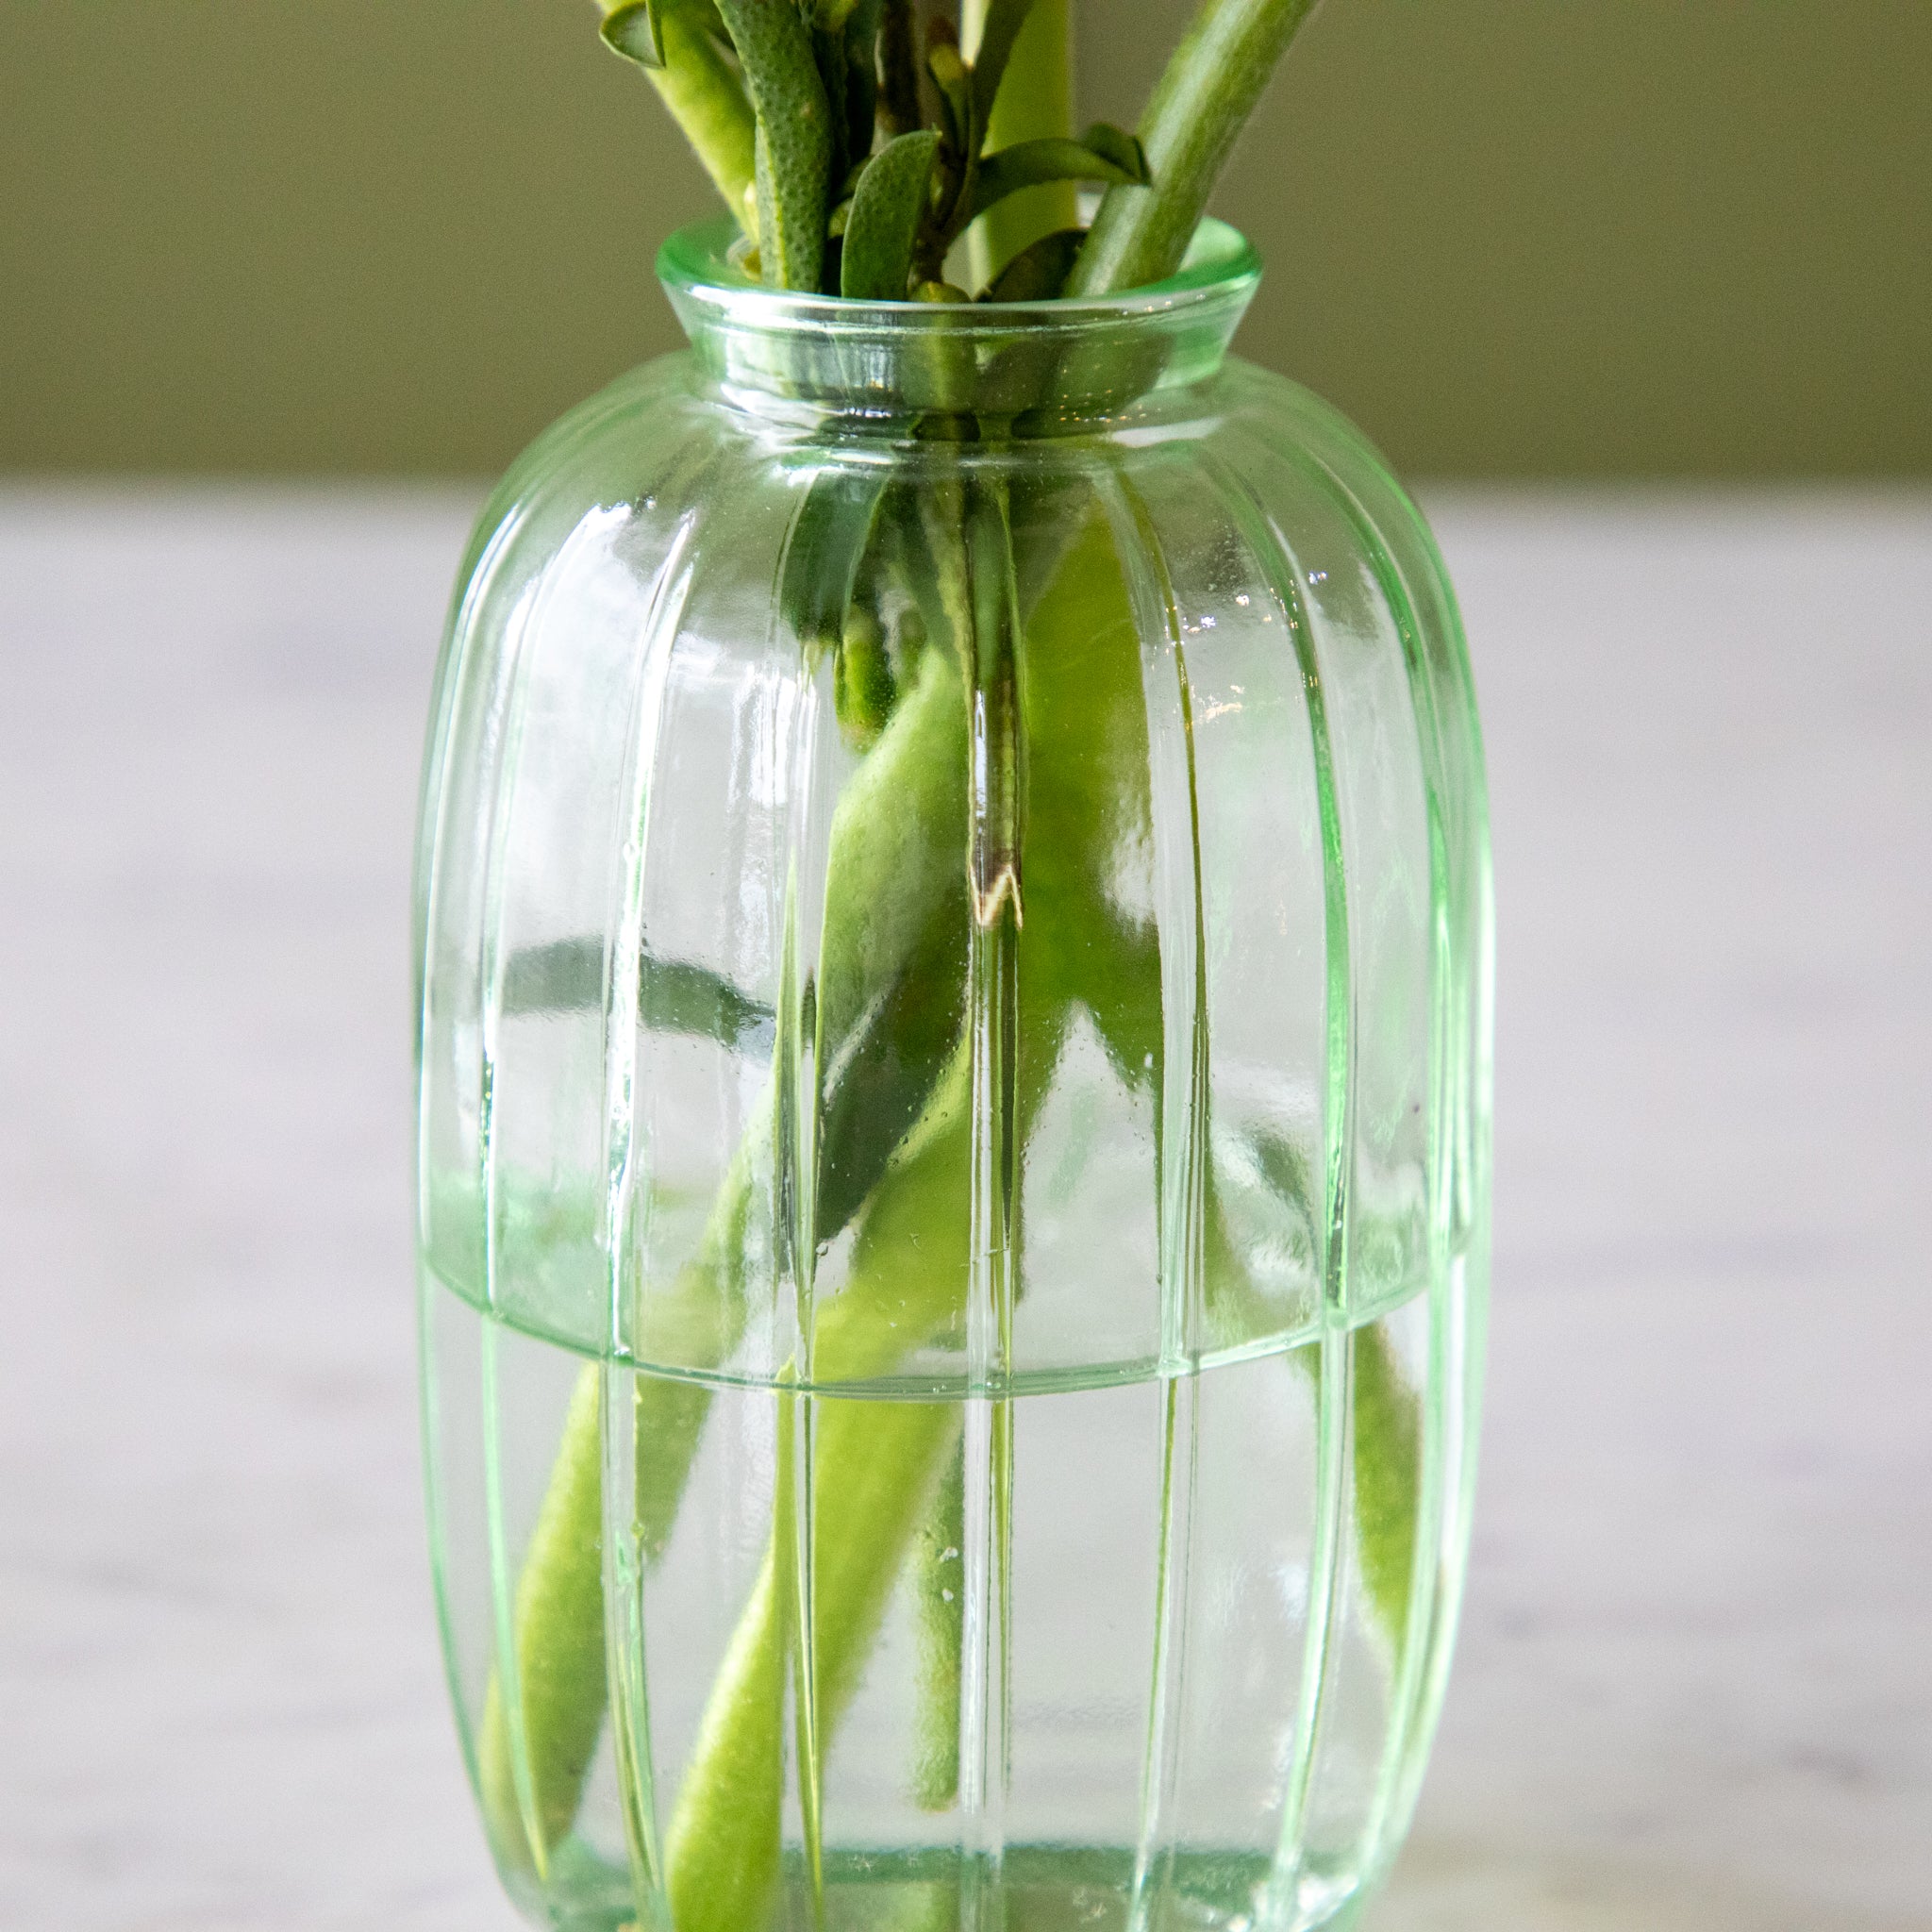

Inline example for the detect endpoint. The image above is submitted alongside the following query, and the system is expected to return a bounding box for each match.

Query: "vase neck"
[657,216,1260,434]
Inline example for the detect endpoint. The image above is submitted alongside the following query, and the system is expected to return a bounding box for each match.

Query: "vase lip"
[657,212,1262,326]
[656,214,1262,424]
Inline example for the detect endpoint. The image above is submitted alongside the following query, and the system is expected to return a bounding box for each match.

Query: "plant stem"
[961,0,1077,289]
[1067,0,1320,295]
[876,0,922,137]
[477,1369,608,1864]
[662,1047,991,1932]
[637,0,758,229]
[713,0,834,287]
[910,1435,967,1809]
[472,633,973,1870]
[662,493,1147,1919]
[1349,1322,1423,1644]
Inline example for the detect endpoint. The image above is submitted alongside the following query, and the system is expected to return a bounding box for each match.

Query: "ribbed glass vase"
[414,214,1491,1932]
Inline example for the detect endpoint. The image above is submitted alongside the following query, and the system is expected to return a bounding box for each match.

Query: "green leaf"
[640,955,776,1057]
[966,0,1041,126]
[833,607,896,748]
[503,936,776,1057]
[840,129,940,300]
[965,134,1147,225]
[780,465,888,655]
[501,934,604,1013]
[1076,120,1149,181]
[599,0,666,68]
[812,0,863,27]
[982,224,1084,301]
[813,900,965,1240]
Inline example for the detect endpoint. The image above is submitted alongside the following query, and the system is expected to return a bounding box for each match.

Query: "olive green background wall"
[4,0,1926,477]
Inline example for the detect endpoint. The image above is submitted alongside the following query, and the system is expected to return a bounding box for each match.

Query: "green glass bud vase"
[414,215,1491,1932]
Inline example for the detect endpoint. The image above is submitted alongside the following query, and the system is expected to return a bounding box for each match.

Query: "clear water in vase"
[424,1258,1461,1932]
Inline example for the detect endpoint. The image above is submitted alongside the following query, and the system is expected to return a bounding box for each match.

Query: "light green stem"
[477,1370,608,1863]
[661,501,1143,1923]
[667,1390,965,1932]
[1349,1321,1423,1644]
[638,0,758,228]
[475,635,972,1872]
[662,1044,992,1932]
[910,1436,966,1809]
[1067,0,1321,295]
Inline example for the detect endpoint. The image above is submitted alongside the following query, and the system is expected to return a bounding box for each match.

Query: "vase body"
[415,219,1491,1932]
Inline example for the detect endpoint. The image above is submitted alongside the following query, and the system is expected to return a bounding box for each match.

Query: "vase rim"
[657,213,1262,325]
[656,215,1262,424]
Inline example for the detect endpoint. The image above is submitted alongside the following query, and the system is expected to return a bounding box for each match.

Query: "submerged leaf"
[502,936,776,1058]
[780,466,890,656]
[834,607,897,747]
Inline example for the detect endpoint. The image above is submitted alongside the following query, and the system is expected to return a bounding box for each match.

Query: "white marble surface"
[1,488,1926,1930]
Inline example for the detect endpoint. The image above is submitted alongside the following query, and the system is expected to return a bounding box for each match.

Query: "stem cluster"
[594,0,1320,299]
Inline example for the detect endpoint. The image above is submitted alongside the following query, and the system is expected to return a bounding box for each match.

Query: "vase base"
[519,1842,1369,1932]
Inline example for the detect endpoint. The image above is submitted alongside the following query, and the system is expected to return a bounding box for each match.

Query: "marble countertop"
[2,488,1926,1930]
